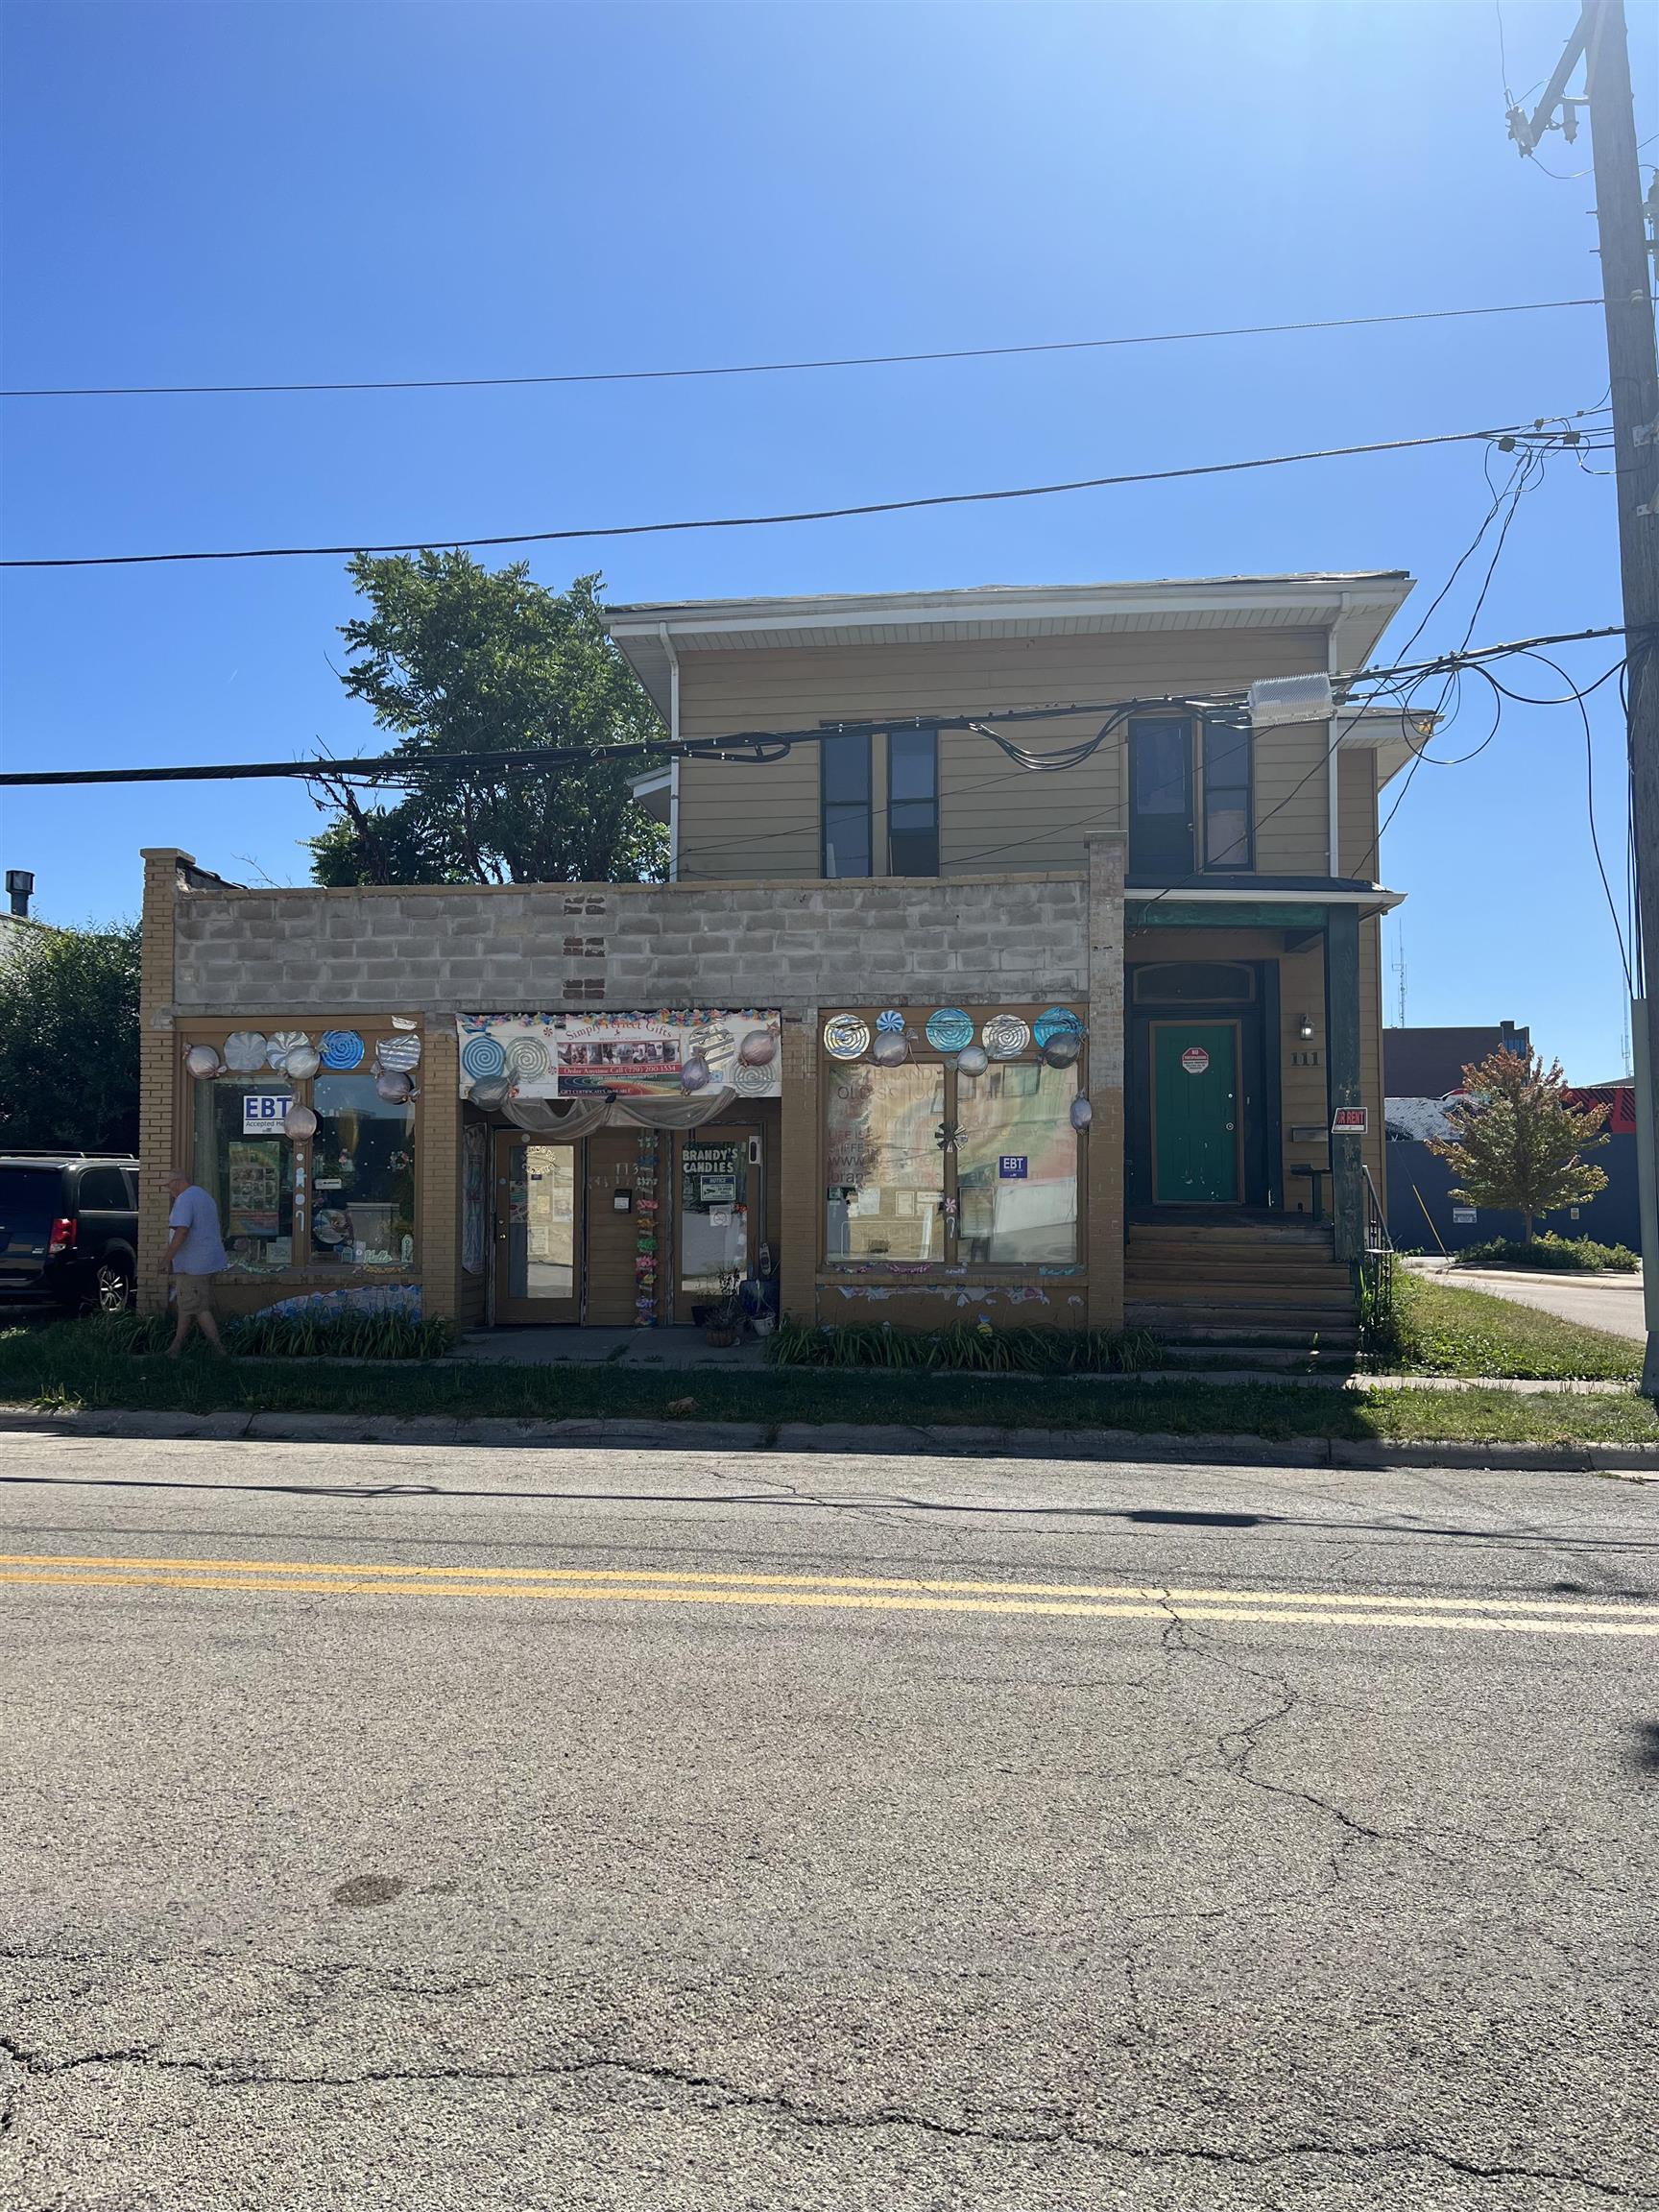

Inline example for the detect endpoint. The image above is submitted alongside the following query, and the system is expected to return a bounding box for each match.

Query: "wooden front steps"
[1126,1215,1358,1353]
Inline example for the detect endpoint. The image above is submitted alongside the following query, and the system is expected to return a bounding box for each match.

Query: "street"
[2,1432,1656,2211]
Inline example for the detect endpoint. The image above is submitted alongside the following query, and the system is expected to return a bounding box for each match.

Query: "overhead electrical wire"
[0,414,1610,570]
[0,299,1619,402]
[1,621,1634,792]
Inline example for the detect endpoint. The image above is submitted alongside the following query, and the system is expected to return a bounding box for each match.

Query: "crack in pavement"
[0,2032,1651,2197]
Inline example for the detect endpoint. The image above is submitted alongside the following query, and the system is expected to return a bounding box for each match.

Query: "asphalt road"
[1408,1257,1649,1341]
[2,1432,1656,2212]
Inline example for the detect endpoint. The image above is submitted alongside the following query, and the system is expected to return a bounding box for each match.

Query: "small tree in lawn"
[1427,1047,1608,1241]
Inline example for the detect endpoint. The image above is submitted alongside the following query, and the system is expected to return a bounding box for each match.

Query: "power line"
[0,299,1617,403]
[1,624,1633,792]
[0,415,1607,570]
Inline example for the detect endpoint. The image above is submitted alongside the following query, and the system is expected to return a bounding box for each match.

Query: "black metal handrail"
[1361,1163,1393,1255]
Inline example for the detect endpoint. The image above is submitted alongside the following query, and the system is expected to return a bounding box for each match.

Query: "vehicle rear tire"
[94,1256,135,1314]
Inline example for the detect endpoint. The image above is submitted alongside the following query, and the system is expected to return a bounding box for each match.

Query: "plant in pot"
[704,1269,744,1348]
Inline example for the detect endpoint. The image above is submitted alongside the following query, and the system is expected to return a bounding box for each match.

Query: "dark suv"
[0,1153,141,1312]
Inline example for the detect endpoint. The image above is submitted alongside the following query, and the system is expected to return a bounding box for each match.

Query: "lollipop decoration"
[223,1031,268,1073]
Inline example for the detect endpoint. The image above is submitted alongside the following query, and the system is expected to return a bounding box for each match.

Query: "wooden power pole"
[1514,0,1659,1388]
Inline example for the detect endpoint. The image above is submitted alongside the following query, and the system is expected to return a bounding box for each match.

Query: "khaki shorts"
[174,1272,217,1315]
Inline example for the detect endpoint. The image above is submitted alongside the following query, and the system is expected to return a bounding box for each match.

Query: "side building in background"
[136,573,1417,1350]
[1384,1021,1639,1250]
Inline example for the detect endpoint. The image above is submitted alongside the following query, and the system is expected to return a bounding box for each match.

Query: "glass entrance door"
[675,1127,756,1321]
[493,1134,581,1322]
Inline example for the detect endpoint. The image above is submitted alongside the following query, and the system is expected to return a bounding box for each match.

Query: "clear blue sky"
[2,0,1653,1079]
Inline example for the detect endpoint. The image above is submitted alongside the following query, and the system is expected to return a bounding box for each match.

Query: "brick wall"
[169,875,1089,1016]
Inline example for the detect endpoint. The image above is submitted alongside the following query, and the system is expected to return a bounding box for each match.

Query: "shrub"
[82,1309,455,1359]
[765,1320,1160,1375]
[1455,1233,1639,1274]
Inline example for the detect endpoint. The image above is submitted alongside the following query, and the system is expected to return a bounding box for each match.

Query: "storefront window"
[826,1063,946,1261]
[311,1072,416,1269]
[956,1061,1079,1263]
[191,1076,296,1274]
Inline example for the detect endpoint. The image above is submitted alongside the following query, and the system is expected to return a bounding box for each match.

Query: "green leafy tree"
[1427,1047,1609,1241]
[0,921,140,1151]
[309,555,668,886]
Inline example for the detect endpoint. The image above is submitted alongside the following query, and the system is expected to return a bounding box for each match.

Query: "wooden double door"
[492,1123,760,1326]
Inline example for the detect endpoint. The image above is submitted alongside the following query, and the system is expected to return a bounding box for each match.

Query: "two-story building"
[136,572,1415,1350]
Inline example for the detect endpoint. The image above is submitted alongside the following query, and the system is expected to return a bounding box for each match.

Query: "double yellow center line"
[2,1551,1656,1636]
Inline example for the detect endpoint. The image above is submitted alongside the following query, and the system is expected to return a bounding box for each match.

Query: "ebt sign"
[241,1093,293,1136]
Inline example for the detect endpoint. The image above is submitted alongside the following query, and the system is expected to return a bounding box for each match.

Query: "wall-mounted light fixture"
[1298,1014,1315,1041]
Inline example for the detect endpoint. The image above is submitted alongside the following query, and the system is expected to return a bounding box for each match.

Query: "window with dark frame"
[1127,717,1195,878]
[1202,716,1254,872]
[886,728,940,877]
[821,733,874,878]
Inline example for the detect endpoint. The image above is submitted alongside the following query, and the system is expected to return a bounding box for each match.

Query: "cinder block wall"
[169,875,1090,1013]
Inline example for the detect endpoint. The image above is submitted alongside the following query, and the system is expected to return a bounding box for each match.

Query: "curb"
[2,1405,1656,1476]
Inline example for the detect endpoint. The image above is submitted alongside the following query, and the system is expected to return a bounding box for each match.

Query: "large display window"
[821,1008,1084,1270]
[179,1023,420,1282]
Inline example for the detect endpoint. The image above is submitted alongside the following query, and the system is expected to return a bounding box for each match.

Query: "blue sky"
[2,0,1653,1079]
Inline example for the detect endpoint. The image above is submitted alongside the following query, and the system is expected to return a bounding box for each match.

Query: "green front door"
[1151,1021,1240,1204]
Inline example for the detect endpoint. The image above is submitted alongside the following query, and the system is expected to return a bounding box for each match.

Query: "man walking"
[165,1170,229,1357]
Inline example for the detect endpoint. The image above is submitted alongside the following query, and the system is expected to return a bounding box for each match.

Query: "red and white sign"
[1180,1046,1210,1075]
[1331,1106,1369,1135]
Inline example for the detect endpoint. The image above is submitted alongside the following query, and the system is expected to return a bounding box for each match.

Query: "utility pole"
[1512,0,1659,1386]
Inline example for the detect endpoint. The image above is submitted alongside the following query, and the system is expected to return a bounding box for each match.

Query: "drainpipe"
[1327,590,1349,879]
[660,623,682,882]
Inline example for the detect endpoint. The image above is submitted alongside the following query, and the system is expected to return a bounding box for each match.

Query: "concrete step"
[1128,1262,1354,1292]
[1156,1343,1361,1371]
[1130,1220,1334,1246]
[1129,1302,1358,1339]
[1128,1279,1354,1305]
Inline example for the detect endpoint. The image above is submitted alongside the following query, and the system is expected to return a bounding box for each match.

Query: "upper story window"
[822,733,873,878]
[821,727,940,878]
[1128,718,1194,877]
[887,728,939,877]
[1127,715,1254,878]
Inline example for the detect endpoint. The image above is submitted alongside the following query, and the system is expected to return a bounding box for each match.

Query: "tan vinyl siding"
[1337,746,1378,878]
[1253,722,1332,875]
[674,632,1331,881]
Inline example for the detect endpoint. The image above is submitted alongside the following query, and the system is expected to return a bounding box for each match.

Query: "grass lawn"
[4,1318,1657,1450]
[1388,1270,1641,1382]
